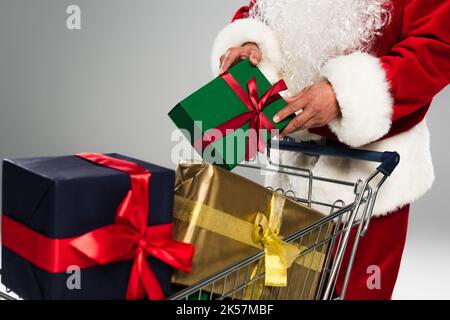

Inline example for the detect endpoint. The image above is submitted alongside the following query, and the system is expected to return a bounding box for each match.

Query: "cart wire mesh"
[169,149,388,300]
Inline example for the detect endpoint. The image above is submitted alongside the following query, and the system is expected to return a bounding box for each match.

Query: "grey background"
[0,0,448,299]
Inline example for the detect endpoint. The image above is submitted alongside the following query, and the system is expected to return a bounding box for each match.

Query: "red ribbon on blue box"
[2,153,194,300]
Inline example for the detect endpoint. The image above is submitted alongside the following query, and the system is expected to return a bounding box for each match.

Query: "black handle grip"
[275,140,400,176]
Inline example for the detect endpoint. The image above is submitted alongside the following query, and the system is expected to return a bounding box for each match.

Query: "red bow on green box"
[202,72,287,161]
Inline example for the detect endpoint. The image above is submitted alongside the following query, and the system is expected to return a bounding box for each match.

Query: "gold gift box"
[172,162,331,300]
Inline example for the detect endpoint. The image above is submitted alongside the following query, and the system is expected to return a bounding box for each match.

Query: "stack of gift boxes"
[1,60,329,300]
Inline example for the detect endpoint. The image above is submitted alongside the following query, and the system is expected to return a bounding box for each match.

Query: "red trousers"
[335,205,410,300]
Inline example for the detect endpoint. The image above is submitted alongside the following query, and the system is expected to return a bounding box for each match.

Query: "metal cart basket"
[0,139,399,301]
[169,139,399,301]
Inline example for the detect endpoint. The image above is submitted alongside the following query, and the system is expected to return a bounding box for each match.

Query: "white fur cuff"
[322,52,393,147]
[211,18,283,83]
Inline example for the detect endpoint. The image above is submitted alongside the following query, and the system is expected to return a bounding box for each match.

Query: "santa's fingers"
[273,96,308,124]
[219,49,240,74]
[219,46,251,74]
[248,48,262,66]
[235,48,261,66]
[279,108,315,139]
[219,45,261,74]
[219,54,226,66]
[295,117,318,131]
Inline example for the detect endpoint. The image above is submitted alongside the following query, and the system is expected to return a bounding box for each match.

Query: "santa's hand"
[273,81,341,139]
[219,43,262,74]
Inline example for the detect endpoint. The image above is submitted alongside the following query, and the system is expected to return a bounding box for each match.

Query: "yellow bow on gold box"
[172,162,331,300]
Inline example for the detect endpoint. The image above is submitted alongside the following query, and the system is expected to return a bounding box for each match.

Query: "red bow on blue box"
[2,153,194,300]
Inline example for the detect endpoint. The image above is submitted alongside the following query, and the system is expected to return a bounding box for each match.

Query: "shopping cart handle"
[275,140,400,176]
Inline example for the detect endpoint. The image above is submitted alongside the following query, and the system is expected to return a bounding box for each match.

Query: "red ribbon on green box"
[201,72,287,161]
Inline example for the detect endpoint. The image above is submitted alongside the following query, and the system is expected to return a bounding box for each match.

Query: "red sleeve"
[381,0,450,122]
[231,1,256,22]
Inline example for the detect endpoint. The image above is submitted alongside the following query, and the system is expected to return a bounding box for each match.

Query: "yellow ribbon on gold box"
[172,162,330,300]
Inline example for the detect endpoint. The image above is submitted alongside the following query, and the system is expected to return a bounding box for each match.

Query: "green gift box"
[169,59,293,170]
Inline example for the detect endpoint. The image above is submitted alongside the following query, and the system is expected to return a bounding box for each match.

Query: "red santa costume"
[210,0,450,299]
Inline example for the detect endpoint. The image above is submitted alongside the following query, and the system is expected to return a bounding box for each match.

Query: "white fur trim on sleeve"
[211,18,283,83]
[322,52,393,148]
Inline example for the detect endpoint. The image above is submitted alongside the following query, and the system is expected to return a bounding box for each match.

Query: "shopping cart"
[169,139,400,301]
[0,139,399,301]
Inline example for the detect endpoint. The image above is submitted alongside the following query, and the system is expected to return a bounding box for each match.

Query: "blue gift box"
[1,154,176,300]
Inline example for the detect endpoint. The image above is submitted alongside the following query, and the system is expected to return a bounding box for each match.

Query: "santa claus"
[211,0,450,299]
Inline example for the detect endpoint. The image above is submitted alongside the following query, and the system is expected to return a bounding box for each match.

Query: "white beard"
[250,0,391,93]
